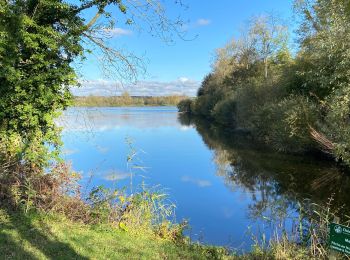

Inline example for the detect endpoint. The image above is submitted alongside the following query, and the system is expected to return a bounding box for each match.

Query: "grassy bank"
[0,138,346,260]
[0,209,231,260]
[1,208,337,260]
[74,94,188,107]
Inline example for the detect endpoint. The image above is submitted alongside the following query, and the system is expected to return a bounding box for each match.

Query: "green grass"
[0,209,232,260]
[0,208,325,260]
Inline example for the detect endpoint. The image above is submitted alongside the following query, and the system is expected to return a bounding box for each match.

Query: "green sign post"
[329,222,350,255]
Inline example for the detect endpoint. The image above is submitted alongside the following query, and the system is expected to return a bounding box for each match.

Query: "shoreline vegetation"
[1,200,346,259]
[1,122,348,260]
[74,93,189,107]
[177,1,350,170]
[1,0,350,259]
[0,209,230,260]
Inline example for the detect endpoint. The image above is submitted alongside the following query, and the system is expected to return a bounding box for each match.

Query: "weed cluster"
[0,159,186,243]
[246,198,350,259]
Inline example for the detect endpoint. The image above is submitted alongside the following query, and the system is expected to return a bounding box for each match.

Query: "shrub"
[318,86,350,164]
[192,94,220,117]
[177,99,193,113]
[255,95,319,153]
[0,153,185,241]
[211,96,237,127]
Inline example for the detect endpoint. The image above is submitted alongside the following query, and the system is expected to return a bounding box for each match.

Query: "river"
[58,106,350,251]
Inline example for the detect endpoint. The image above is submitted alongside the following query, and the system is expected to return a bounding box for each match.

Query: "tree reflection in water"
[178,113,350,228]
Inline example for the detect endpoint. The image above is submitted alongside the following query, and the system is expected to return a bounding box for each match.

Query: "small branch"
[82,32,145,82]
[309,126,335,151]
[73,0,101,14]
[85,11,103,30]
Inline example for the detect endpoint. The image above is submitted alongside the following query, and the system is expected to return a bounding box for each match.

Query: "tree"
[0,0,184,168]
[294,0,350,164]
[249,14,289,80]
[293,0,350,98]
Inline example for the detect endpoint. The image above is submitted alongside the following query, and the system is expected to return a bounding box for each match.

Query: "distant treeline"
[178,1,350,167]
[74,93,189,107]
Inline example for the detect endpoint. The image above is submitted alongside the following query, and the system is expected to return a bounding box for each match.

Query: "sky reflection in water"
[59,106,347,250]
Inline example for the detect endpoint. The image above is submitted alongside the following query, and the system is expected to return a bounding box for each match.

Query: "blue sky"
[73,0,295,96]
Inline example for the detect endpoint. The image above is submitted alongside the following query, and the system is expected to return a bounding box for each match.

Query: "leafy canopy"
[0,0,183,167]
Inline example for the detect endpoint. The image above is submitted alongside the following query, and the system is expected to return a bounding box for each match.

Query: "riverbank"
[1,209,318,260]
[2,107,348,260]
[0,209,231,260]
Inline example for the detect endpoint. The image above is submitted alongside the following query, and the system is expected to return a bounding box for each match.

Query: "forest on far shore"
[74,93,188,107]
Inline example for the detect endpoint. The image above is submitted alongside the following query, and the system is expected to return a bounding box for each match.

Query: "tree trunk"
[264,58,268,79]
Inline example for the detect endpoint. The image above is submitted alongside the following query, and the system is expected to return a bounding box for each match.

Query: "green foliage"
[0,0,185,171]
[0,0,83,167]
[321,86,350,164]
[184,1,350,165]
[292,0,350,99]
[85,182,183,241]
[177,98,193,113]
[255,95,319,153]
[211,96,237,127]
[0,157,185,242]
[1,201,347,259]
[291,0,350,162]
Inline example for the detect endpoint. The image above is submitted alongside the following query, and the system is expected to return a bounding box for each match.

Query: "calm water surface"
[59,106,350,250]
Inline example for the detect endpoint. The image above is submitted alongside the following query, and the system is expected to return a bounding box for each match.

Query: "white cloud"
[178,77,189,83]
[196,19,211,26]
[95,145,109,154]
[72,78,200,97]
[62,149,79,155]
[102,27,132,37]
[181,18,212,30]
[181,176,212,188]
[103,170,131,181]
[180,126,191,131]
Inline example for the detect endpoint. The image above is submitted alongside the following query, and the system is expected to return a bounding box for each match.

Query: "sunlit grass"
[0,209,232,260]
